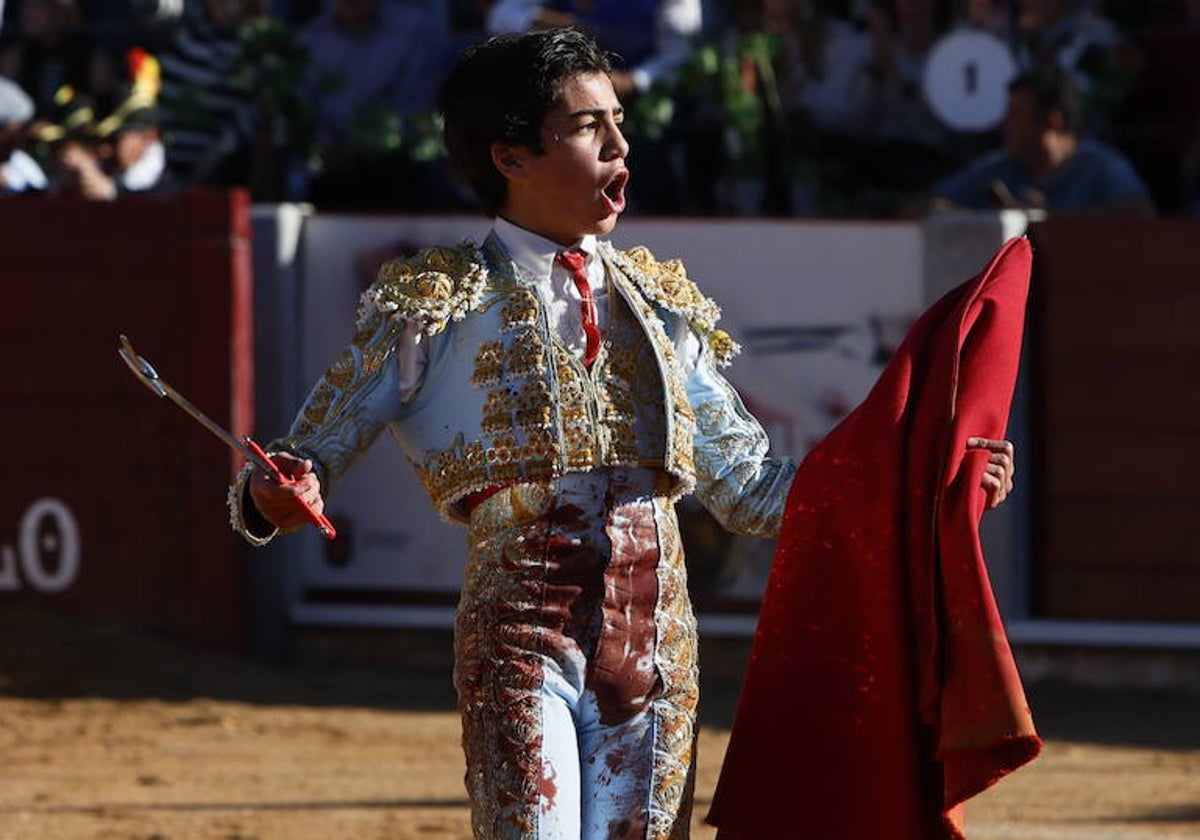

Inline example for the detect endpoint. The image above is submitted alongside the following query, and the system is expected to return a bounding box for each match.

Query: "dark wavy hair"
[438,28,613,216]
[1008,66,1084,135]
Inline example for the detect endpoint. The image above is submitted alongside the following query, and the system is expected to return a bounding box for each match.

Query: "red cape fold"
[707,237,1042,840]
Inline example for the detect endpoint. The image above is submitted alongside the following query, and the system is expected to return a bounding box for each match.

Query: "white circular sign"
[923,30,1018,132]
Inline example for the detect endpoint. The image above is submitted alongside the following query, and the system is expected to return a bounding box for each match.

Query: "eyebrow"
[565,106,625,120]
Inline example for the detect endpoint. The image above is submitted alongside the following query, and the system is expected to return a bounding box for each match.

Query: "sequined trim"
[615,276,698,498]
[605,243,721,329]
[358,242,489,336]
[227,460,277,546]
[417,430,560,520]
[603,242,741,368]
[706,328,742,369]
[500,290,539,332]
[648,502,700,840]
[456,504,551,838]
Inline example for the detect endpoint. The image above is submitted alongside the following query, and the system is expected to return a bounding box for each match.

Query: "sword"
[117,334,337,540]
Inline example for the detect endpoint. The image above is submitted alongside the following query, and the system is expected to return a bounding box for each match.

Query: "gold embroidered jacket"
[230,233,795,541]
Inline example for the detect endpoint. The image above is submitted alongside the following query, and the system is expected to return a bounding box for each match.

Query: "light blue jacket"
[230,233,795,542]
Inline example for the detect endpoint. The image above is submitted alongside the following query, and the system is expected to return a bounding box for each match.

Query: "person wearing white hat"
[0,75,48,194]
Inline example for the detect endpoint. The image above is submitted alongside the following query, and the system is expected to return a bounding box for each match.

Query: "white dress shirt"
[392,217,700,402]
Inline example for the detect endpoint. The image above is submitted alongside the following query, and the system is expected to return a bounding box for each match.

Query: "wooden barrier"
[4,200,1196,643]
[0,190,254,650]
[1029,218,1200,622]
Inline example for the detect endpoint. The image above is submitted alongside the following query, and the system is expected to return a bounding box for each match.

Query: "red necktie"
[555,249,602,368]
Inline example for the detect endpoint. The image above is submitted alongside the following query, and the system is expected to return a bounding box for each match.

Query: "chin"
[591,214,620,236]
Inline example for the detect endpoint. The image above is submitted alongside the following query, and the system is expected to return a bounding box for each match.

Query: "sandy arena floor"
[1,608,1198,840]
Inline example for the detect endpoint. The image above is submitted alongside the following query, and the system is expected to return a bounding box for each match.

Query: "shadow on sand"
[3,607,1199,751]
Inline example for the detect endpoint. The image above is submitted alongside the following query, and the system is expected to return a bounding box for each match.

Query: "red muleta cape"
[708,237,1042,839]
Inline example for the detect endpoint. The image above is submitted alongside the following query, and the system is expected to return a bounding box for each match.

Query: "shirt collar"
[492,216,598,284]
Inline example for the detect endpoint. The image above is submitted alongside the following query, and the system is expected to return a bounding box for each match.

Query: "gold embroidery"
[605,242,742,369]
[607,243,722,330]
[648,504,699,839]
[473,341,504,387]
[325,348,356,390]
[359,242,489,336]
[707,328,742,368]
[505,328,546,377]
[515,379,551,409]
[500,291,539,331]
[297,382,334,435]
[481,389,514,434]
[416,256,707,522]
[290,309,402,441]
[515,407,553,429]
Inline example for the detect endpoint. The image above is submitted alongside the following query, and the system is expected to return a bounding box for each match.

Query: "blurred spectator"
[0,75,47,193]
[156,0,266,190]
[91,49,169,195]
[1015,0,1135,133]
[0,0,117,113]
[957,0,1011,38]
[859,0,952,153]
[30,84,111,197]
[296,0,448,209]
[26,51,169,201]
[929,66,1154,215]
[486,0,701,98]
[766,0,960,216]
[97,109,167,194]
[298,0,442,131]
[769,0,870,139]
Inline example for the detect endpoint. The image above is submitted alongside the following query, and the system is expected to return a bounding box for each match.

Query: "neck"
[1032,132,1077,178]
[497,211,583,249]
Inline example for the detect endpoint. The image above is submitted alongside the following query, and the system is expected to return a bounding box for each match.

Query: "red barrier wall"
[1030,218,1200,622]
[0,190,253,650]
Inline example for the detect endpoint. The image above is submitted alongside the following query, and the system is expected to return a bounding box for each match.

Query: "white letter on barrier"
[19,498,80,593]
[0,544,18,590]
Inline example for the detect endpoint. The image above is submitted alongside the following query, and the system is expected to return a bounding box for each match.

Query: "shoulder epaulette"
[605,243,741,367]
[357,242,489,336]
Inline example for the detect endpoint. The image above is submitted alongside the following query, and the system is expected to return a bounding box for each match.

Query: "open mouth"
[602,169,629,213]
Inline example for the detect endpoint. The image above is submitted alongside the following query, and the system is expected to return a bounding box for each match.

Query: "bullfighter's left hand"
[968,437,1015,509]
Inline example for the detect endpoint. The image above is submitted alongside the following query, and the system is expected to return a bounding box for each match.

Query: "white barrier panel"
[287,216,926,628]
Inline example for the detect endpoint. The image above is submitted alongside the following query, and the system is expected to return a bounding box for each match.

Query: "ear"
[491,142,527,182]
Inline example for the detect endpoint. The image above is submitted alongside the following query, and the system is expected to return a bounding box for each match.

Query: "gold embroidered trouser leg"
[455,474,699,840]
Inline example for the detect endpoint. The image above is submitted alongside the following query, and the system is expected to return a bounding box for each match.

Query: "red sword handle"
[243,438,338,540]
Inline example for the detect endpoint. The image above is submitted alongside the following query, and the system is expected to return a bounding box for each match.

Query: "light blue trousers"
[455,471,699,840]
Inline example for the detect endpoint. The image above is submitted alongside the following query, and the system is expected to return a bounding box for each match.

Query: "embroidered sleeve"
[229,243,489,545]
[686,340,796,538]
[227,308,407,545]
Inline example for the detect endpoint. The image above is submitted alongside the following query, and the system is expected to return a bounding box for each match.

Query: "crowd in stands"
[0,0,1197,216]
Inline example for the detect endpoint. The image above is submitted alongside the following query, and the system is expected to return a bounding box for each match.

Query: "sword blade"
[117,334,275,475]
[117,334,337,539]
